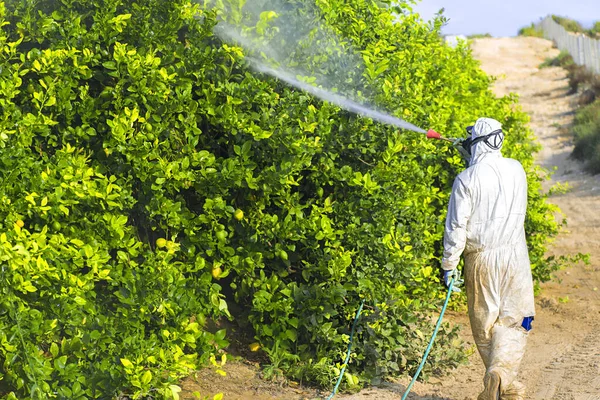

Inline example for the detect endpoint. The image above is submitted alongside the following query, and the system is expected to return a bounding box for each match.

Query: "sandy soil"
[182,36,600,400]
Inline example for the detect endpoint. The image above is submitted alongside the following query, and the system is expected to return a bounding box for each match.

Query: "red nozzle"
[426,129,441,139]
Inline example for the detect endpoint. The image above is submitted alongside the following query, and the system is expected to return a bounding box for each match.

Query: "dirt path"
[183,37,600,400]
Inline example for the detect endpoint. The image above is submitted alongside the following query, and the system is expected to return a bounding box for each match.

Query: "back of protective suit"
[441,141,530,271]
[463,153,527,254]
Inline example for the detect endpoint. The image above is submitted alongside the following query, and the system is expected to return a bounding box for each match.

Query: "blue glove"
[521,316,534,331]
[443,269,463,293]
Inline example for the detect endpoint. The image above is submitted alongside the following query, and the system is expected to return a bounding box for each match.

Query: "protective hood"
[469,117,504,165]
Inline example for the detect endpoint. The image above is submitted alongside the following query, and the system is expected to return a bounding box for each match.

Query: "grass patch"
[520,16,600,39]
[539,50,574,69]
[542,51,600,100]
[467,33,492,39]
[551,15,600,38]
[551,15,586,34]
[572,100,600,173]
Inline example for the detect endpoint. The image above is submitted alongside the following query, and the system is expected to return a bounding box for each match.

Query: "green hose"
[401,277,455,400]
[326,278,455,400]
[326,300,364,400]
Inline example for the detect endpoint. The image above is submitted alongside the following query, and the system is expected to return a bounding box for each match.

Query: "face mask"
[461,126,503,156]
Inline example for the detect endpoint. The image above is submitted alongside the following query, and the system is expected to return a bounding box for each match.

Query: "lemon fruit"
[234,209,244,221]
[249,342,260,352]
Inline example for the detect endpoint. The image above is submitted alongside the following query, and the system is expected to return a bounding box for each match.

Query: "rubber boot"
[478,371,501,400]
[501,380,526,400]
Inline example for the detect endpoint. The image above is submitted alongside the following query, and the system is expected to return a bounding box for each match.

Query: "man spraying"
[441,117,535,400]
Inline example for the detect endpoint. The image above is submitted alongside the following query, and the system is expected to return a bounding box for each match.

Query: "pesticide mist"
[206,0,425,134]
[249,60,425,133]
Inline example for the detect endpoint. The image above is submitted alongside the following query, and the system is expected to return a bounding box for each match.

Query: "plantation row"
[0,0,567,398]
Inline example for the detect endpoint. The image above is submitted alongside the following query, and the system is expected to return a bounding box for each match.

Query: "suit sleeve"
[441,175,471,271]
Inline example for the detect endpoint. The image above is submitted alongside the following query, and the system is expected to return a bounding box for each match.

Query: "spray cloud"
[206,0,425,133]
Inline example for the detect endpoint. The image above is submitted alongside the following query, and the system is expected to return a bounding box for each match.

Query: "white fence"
[539,16,600,74]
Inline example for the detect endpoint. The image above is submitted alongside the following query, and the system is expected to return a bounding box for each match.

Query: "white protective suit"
[441,118,535,400]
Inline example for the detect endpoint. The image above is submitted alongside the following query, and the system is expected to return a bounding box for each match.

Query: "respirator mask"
[461,125,504,156]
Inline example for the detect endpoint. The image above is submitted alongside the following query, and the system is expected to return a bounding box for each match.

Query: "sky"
[411,0,600,37]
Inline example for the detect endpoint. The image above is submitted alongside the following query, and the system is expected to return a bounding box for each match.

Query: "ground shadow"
[552,110,576,119]
[339,381,454,400]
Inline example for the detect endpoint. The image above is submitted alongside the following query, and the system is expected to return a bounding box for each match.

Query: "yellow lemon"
[249,342,260,352]
[212,267,222,279]
[156,238,167,248]
[234,209,244,221]
[16,220,24,228]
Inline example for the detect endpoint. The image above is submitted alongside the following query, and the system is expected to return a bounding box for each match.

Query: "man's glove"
[443,269,464,293]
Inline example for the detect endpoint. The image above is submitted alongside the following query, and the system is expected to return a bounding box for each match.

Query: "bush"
[566,64,596,94]
[539,51,599,103]
[589,21,600,38]
[538,48,599,98]
[572,100,600,172]
[551,15,585,34]
[0,2,231,398]
[551,16,600,38]
[539,50,574,69]
[518,23,544,38]
[0,0,567,397]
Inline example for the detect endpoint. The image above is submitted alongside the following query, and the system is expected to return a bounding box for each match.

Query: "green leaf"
[141,370,152,385]
[170,385,182,400]
[55,355,68,370]
[50,342,59,358]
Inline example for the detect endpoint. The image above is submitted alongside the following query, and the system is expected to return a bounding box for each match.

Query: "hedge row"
[0,0,565,398]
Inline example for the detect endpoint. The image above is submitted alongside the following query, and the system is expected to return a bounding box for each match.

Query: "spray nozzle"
[426,129,441,139]
[426,129,455,142]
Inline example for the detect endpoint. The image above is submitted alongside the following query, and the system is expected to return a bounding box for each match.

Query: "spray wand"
[426,129,459,143]
[426,129,471,161]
